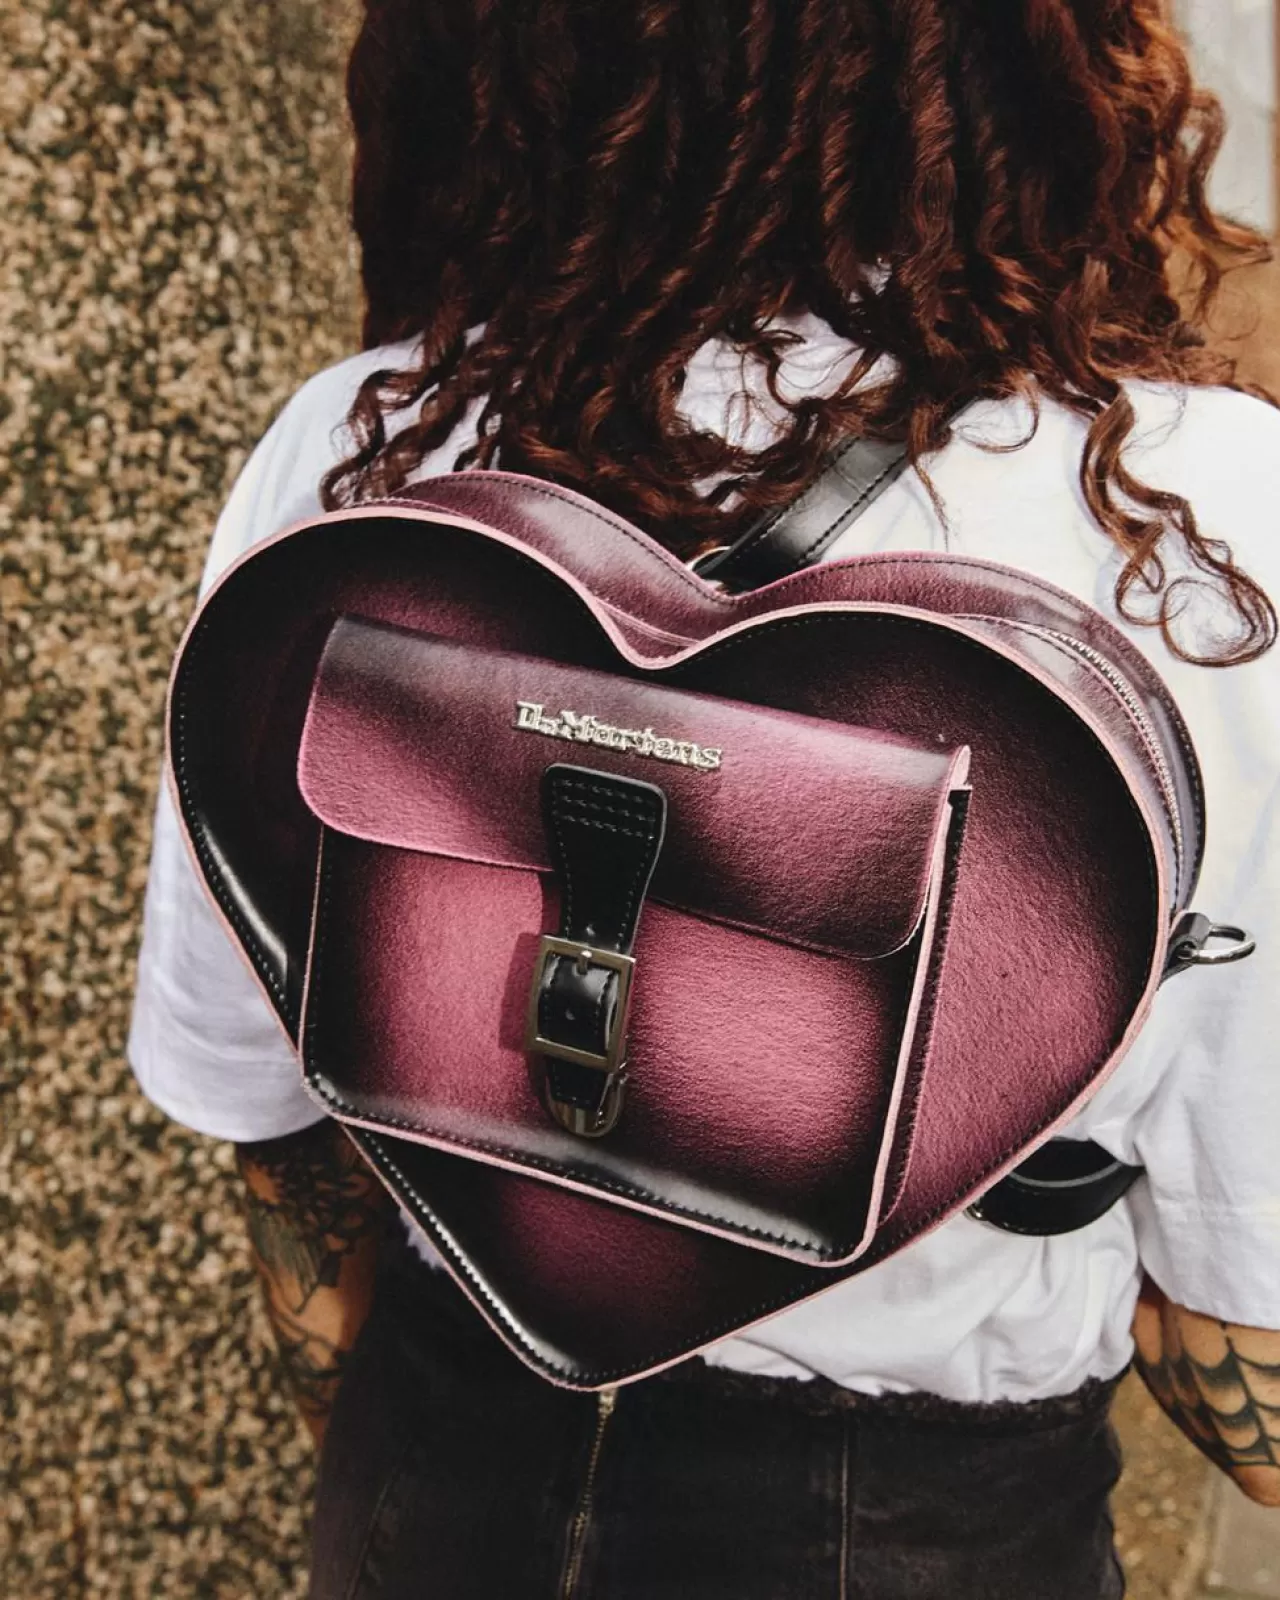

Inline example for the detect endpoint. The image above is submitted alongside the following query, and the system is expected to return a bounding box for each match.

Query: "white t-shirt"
[129,315,1280,1403]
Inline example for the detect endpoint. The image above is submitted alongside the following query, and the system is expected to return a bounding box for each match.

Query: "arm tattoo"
[235,1122,389,1437]
[237,1122,387,1315]
[264,1304,351,1426]
[1136,1323,1280,1474]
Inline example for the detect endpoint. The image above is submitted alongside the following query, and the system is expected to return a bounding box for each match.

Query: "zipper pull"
[1164,912,1256,981]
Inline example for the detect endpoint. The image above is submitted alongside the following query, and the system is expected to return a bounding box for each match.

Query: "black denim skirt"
[309,1237,1126,1600]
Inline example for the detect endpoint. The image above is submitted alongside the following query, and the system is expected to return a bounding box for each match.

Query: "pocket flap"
[297,617,969,960]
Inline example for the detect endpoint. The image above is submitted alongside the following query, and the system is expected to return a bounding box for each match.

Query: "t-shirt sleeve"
[127,782,321,1141]
[127,393,337,1141]
[127,340,450,1141]
[1077,389,1280,1330]
[1085,772,1280,1329]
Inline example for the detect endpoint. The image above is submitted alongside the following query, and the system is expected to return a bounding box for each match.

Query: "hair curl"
[324,0,1275,665]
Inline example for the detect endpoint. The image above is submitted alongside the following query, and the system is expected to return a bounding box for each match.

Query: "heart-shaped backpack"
[167,437,1252,1387]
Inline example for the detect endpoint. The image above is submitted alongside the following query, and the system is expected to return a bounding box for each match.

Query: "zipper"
[562,1387,618,1600]
[999,621,1185,893]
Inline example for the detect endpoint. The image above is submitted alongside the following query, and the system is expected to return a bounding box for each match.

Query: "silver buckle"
[525,937,634,1138]
[524,935,635,1073]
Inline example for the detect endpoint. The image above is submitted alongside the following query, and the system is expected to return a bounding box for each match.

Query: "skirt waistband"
[653,1357,1124,1432]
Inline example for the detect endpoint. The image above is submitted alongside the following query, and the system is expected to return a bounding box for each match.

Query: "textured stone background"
[1,2,1275,1595]
[2,2,358,1594]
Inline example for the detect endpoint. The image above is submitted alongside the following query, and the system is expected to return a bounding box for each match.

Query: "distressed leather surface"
[298,619,967,962]
[408,473,1201,905]
[168,480,1181,1387]
[296,618,968,1260]
[302,840,951,1261]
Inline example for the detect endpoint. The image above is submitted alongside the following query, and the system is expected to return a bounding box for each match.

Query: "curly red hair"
[324,0,1275,664]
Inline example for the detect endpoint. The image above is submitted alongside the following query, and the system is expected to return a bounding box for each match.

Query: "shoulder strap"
[695,434,912,591]
[696,426,1147,1236]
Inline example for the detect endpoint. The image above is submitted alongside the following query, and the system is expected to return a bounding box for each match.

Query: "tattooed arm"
[236,1120,392,1447]
[1133,1277,1280,1507]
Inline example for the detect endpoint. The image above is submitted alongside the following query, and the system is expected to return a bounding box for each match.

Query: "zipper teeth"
[563,1388,617,1600]
[1034,626,1184,887]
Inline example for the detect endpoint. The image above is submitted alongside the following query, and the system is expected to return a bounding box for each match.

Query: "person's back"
[130,3,1280,1594]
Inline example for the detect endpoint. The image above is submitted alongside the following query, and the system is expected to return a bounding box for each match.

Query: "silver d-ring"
[691,547,729,579]
[687,545,731,580]
[1188,925,1257,966]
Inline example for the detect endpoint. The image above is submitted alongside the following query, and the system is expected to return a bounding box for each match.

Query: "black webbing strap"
[697,428,1147,1237]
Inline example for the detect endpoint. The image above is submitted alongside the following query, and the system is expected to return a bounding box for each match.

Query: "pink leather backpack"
[168,436,1253,1388]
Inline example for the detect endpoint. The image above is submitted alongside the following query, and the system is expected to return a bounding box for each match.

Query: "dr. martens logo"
[514,701,723,772]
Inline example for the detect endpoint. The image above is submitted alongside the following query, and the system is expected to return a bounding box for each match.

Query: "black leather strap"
[967,1142,1142,1237]
[532,765,667,1134]
[697,434,912,591]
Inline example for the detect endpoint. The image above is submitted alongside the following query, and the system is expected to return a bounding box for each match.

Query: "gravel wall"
[3,3,357,1594]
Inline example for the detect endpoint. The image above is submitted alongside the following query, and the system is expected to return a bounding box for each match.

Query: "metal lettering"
[513,700,724,773]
